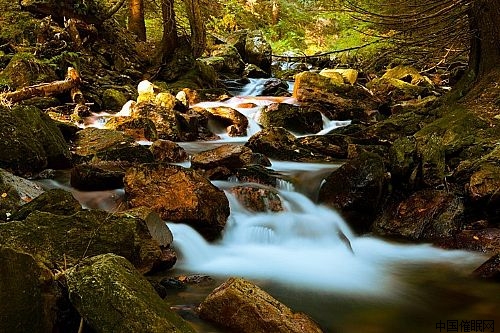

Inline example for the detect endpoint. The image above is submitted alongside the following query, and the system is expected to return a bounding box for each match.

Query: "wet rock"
[105,116,158,141]
[66,254,196,333]
[298,134,350,159]
[9,188,81,221]
[449,228,500,254]
[0,246,54,333]
[199,56,225,72]
[0,52,58,89]
[388,136,418,188]
[320,68,358,85]
[260,78,290,96]
[210,44,245,74]
[0,105,71,176]
[472,253,500,281]
[176,109,219,141]
[70,162,126,191]
[234,164,281,187]
[373,190,464,241]
[150,139,188,163]
[102,88,128,111]
[229,185,283,212]
[245,30,272,75]
[191,144,259,173]
[367,65,434,102]
[0,168,45,220]
[74,127,154,164]
[246,127,333,162]
[124,164,230,241]
[192,105,248,137]
[131,101,182,141]
[120,206,174,248]
[243,63,268,78]
[198,277,323,333]
[293,71,376,122]
[0,209,172,273]
[318,152,386,232]
[259,103,323,134]
[468,164,500,203]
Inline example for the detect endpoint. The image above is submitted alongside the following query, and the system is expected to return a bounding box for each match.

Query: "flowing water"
[56,79,500,332]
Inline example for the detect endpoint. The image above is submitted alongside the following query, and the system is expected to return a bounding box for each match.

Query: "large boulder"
[198,277,323,333]
[297,134,350,159]
[192,106,248,137]
[292,71,376,122]
[373,190,464,241]
[0,105,71,175]
[70,161,127,191]
[318,152,386,232]
[0,246,55,333]
[245,127,333,162]
[190,144,263,173]
[124,164,230,241]
[244,30,272,75]
[209,44,245,74]
[66,254,196,333]
[0,168,45,220]
[149,139,188,163]
[0,209,173,273]
[259,103,323,134]
[0,52,58,89]
[105,116,158,141]
[130,102,182,141]
[229,185,284,212]
[73,127,154,164]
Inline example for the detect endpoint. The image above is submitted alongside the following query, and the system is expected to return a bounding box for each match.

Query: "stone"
[0,105,71,176]
[260,78,290,96]
[388,136,418,188]
[74,127,154,164]
[70,162,126,191]
[198,277,323,333]
[245,30,272,75]
[258,103,323,134]
[9,188,81,221]
[320,68,358,85]
[66,254,195,333]
[149,139,188,163]
[373,190,464,241]
[0,246,54,333]
[245,127,333,162]
[104,116,158,141]
[102,88,128,111]
[192,106,248,137]
[297,134,350,159]
[0,168,45,220]
[0,209,172,274]
[229,185,284,212]
[210,44,245,74]
[120,206,174,248]
[0,52,58,89]
[472,253,500,281]
[124,164,230,241]
[191,144,256,171]
[131,102,181,141]
[450,228,500,254]
[318,152,386,232]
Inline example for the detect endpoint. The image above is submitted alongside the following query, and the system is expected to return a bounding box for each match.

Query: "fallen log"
[0,67,81,104]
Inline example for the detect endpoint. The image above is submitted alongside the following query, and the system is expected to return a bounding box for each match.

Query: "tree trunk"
[128,0,146,41]
[468,0,500,78]
[184,0,206,58]
[156,0,178,63]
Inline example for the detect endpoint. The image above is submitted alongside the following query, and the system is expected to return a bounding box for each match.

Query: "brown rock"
[124,164,230,241]
[229,185,283,212]
[150,139,188,163]
[105,116,158,141]
[472,253,500,281]
[451,228,500,254]
[373,190,464,241]
[198,277,323,333]
[191,144,254,171]
[193,106,248,137]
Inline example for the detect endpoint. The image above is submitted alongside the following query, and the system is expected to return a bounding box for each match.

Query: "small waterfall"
[167,187,479,297]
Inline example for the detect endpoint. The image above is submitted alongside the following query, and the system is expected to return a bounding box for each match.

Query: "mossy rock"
[66,254,196,333]
[0,105,71,176]
[101,88,128,111]
[210,44,245,74]
[259,103,323,134]
[0,0,38,45]
[0,52,58,89]
[388,136,418,187]
[0,209,172,273]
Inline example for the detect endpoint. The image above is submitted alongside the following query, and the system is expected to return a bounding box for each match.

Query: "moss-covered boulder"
[0,168,45,220]
[373,190,464,241]
[297,134,350,159]
[388,136,418,188]
[0,105,71,176]
[0,246,55,333]
[0,52,58,89]
[101,88,128,111]
[259,103,323,134]
[70,162,127,191]
[105,116,158,141]
[130,102,183,141]
[318,152,387,232]
[124,163,230,241]
[9,188,81,221]
[66,254,195,333]
[245,127,333,162]
[74,127,154,163]
[320,68,358,85]
[210,44,245,74]
[245,30,272,75]
[198,277,323,333]
[0,209,172,273]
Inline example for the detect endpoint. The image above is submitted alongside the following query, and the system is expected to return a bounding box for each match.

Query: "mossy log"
[0,67,80,103]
